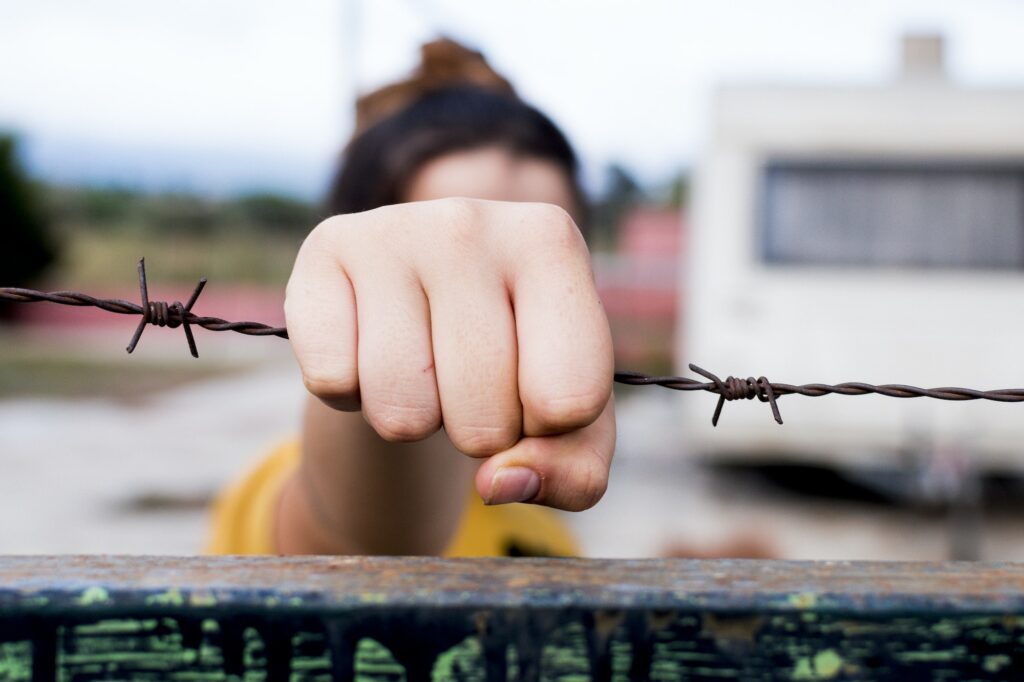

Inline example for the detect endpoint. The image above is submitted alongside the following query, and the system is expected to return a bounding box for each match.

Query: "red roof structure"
[594,206,685,371]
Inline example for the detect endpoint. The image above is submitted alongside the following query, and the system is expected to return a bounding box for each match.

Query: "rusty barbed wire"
[4,258,1024,427]
[1,259,288,359]
[613,367,1024,427]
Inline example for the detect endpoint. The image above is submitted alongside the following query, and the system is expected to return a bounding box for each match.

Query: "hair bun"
[355,38,517,134]
[417,39,515,95]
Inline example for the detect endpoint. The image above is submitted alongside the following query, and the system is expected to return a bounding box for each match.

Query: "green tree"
[231,193,319,235]
[588,163,645,248]
[664,171,689,210]
[0,135,55,318]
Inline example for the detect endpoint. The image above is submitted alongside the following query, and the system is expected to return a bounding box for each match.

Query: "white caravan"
[680,37,1024,471]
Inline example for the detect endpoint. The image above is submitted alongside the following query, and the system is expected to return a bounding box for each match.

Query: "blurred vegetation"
[587,164,688,249]
[0,135,56,315]
[0,177,303,394]
[588,163,646,249]
[6,143,689,287]
[39,186,325,286]
[0,139,689,288]
[662,171,689,210]
[46,186,321,237]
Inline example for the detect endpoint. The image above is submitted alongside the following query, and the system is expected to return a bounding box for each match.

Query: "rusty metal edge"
[0,556,1020,616]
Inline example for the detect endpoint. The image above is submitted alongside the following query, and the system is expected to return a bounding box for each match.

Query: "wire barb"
[125,258,208,358]
[688,364,782,427]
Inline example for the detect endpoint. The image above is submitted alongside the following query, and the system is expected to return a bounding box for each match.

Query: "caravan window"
[760,161,1024,269]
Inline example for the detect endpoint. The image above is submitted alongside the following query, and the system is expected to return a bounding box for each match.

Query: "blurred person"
[207,39,614,557]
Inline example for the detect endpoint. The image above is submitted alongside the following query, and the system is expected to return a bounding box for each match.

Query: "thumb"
[474,396,615,512]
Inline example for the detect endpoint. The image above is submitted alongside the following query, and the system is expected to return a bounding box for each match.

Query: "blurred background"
[2,0,1024,560]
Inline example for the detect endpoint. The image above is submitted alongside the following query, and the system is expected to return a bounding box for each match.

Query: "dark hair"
[325,87,586,227]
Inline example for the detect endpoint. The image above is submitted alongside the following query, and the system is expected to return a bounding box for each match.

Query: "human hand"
[285,198,615,511]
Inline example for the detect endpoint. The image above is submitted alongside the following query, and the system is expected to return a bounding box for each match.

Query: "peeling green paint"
[984,654,1011,673]
[788,592,818,609]
[432,635,483,680]
[189,593,217,607]
[145,588,185,607]
[814,649,843,677]
[0,640,31,681]
[77,586,110,605]
[355,637,404,677]
[897,649,959,663]
[3,573,1024,680]
[931,619,961,638]
[359,591,388,604]
[792,649,843,680]
[14,595,49,609]
[792,656,815,679]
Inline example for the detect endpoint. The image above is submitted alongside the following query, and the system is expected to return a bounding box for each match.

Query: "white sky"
[1,0,1023,197]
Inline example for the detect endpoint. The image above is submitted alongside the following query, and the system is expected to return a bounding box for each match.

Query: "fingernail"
[486,467,540,505]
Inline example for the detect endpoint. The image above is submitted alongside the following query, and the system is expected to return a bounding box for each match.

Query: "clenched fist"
[285,198,615,511]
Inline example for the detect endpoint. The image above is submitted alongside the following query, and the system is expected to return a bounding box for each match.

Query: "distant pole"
[340,0,361,140]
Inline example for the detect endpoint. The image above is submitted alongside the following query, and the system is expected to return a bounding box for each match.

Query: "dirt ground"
[3,332,1024,560]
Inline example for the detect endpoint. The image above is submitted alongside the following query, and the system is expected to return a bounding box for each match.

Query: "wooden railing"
[1,556,1021,681]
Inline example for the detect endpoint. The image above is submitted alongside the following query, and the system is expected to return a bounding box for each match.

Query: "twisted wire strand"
[611,369,1024,402]
[4,259,1024,426]
[0,260,289,349]
[0,288,288,335]
[614,364,1024,427]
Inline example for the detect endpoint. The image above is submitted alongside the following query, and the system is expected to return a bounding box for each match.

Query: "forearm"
[276,395,474,555]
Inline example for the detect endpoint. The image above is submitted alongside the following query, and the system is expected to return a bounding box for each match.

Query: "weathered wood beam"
[0,556,1022,680]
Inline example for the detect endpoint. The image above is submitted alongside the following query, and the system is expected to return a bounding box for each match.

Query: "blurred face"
[404,146,577,216]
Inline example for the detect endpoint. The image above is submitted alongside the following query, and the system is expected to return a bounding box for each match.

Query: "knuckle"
[530,202,584,249]
[436,197,484,249]
[285,220,350,300]
[305,214,363,258]
[526,387,608,431]
[447,422,519,457]
[302,364,359,403]
[563,450,610,511]
[438,196,481,222]
[304,215,345,250]
[366,403,441,442]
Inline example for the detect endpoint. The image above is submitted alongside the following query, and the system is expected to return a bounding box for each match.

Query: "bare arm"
[276,396,474,555]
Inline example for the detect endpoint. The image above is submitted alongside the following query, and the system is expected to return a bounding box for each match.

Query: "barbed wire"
[4,258,1024,427]
[1,259,288,359]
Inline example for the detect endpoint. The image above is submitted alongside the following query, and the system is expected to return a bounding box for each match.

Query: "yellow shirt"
[206,440,578,557]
